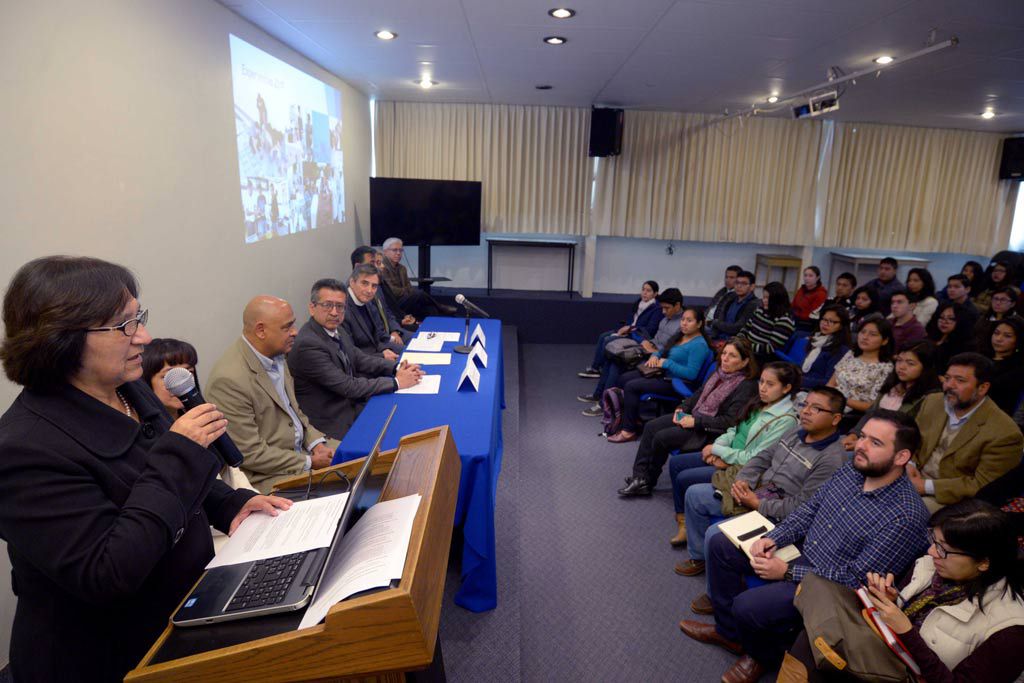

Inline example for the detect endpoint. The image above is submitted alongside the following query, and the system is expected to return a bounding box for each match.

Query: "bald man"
[206,296,340,493]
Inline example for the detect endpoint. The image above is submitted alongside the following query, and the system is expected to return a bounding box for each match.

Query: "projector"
[793,90,839,119]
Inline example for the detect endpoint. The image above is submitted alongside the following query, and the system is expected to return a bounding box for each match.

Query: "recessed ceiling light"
[375,29,397,40]
[535,84,553,90]
[548,8,576,19]
[874,55,894,65]
[981,108,996,119]
[419,61,432,66]
[767,94,779,104]
[543,36,567,45]
[416,78,436,89]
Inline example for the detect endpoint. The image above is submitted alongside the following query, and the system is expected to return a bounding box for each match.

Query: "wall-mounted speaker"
[589,107,624,158]
[999,137,1024,180]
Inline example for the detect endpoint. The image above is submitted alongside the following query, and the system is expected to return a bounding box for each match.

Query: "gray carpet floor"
[439,340,770,682]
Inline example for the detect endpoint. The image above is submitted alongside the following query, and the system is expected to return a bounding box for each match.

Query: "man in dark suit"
[351,245,418,331]
[289,278,423,440]
[342,263,412,358]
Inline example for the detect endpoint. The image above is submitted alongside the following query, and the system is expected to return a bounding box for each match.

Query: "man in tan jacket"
[909,352,1023,511]
[207,296,340,493]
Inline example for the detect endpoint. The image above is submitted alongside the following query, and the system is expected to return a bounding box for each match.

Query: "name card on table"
[468,343,488,368]
[457,356,481,392]
[470,324,486,348]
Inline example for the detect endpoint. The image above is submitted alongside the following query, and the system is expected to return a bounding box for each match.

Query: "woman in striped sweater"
[737,281,796,365]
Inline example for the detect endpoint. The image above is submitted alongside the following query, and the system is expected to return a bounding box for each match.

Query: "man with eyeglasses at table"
[379,237,456,319]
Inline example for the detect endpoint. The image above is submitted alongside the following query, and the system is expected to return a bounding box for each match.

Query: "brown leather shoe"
[678,619,743,655]
[690,592,713,615]
[721,655,764,683]
[674,559,706,576]
[670,513,687,546]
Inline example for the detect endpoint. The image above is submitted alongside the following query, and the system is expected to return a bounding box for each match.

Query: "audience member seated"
[828,315,894,428]
[979,316,1024,417]
[889,290,927,350]
[667,362,800,562]
[907,266,939,326]
[841,341,942,450]
[786,499,1024,683]
[800,304,851,390]
[607,307,713,443]
[708,270,758,343]
[678,410,929,683]
[909,353,1024,512]
[578,280,662,379]
[677,388,847,583]
[940,260,987,305]
[792,266,827,332]
[975,284,1021,344]
[735,281,795,365]
[618,339,759,500]
[141,337,199,418]
[926,302,977,372]
[817,271,856,320]
[342,264,410,359]
[975,260,1013,315]
[865,257,906,316]
[849,285,881,333]
[579,288,683,410]
[706,266,741,323]
[352,245,417,330]
[942,274,980,328]
[378,237,455,318]
[287,278,423,441]
[207,295,340,493]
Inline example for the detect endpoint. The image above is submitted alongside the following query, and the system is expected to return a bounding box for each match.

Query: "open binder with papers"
[718,511,801,563]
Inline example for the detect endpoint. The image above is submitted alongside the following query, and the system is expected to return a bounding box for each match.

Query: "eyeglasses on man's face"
[314,301,345,312]
[86,309,149,337]
[796,401,836,416]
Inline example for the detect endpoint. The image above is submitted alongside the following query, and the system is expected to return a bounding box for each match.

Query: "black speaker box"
[999,137,1024,180]
[589,108,624,158]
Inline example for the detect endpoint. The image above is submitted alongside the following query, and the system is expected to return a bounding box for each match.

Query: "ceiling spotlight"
[535,84,553,90]
[874,55,894,65]
[548,8,576,19]
[417,78,436,89]
[543,36,567,45]
[981,108,996,119]
[375,29,397,40]
[767,94,779,104]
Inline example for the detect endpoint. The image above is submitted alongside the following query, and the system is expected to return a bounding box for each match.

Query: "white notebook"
[718,510,801,563]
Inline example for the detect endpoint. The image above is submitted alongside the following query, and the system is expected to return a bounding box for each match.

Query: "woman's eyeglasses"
[927,529,974,559]
[86,309,149,337]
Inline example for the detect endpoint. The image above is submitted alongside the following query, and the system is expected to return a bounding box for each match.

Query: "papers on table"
[718,511,801,563]
[299,494,421,630]
[400,352,452,366]
[397,374,441,394]
[207,493,351,569]
[405,334,445,352]
[430,331,463,343]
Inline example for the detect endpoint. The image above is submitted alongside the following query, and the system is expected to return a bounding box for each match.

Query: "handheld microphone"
[164,367,245,468]
[454,293,491,318]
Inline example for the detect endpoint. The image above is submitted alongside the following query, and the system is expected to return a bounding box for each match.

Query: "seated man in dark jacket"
[351,245,418,330]
[342,263,412,359]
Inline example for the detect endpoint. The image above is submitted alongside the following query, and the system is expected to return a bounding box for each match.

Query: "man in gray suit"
[343,264,412,359]
[288,278,423,440]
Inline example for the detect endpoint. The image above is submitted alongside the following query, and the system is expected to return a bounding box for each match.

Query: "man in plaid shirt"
[679,409,930,683]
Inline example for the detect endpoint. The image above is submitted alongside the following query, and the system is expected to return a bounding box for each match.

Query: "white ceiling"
[221,0,1024,132]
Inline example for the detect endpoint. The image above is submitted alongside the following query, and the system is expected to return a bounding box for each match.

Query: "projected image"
[229,35,345,243]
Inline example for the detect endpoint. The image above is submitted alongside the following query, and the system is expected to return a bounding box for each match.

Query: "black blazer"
[342,296,403,355]
[287,319,398,440]
[680,377,759,437]
[0,380,255,683]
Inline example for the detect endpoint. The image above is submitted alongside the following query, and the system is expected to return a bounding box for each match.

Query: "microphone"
[164,367,245,468]
[454,293,491,318]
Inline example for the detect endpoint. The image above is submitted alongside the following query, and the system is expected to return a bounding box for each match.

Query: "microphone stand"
[453,306,473,354]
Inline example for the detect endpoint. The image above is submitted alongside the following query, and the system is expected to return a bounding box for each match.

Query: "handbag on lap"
[604,337,647,368]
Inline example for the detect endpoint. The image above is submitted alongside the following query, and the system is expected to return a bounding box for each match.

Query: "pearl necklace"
[115,390,133,417]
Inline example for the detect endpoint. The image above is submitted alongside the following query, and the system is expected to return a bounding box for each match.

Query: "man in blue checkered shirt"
[679,409,930,683]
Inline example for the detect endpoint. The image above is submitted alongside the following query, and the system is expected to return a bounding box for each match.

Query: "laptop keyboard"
[225,552,306,612]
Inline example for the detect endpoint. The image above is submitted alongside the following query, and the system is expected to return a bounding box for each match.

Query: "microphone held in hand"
[454,293,491,318]
[164,367,245,467]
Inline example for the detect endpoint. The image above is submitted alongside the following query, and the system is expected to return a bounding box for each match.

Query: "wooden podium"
[125,426,461,683]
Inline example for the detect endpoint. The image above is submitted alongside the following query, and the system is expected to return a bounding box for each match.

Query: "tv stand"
[410,244,451,293]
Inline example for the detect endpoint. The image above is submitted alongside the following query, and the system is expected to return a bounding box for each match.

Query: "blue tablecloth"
[332,317,504,612]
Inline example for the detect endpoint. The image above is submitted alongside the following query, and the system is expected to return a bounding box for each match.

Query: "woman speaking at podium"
[0,256,288,682]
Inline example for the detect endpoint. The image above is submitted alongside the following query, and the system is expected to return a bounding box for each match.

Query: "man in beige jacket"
[207,296,339,494]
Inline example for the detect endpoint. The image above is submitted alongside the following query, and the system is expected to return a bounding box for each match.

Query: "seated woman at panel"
[801,304,852,391]
[926,302,976,372]
[607,307,713,443]
[792,266,828,332]
[841,341,942,450]
[578,280,661,378]
[666,362,800,550]
[785,500,1024,683]
[976,260,1014,315]
[906,267,939,327]
[980,316,1024,416]
[617,339,759,498]
[736,281,796,365]
[828,315,895,429]
[849,285,881,333]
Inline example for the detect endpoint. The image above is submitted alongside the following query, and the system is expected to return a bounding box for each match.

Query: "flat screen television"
[370,177,482,246]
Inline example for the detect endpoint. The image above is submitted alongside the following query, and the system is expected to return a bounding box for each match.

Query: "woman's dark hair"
[803,266,821,287]
[990,285,1021,317]
[987,261,1012,286]
[763,281,792,319]
[851,285,880,313]
[877,341,942,405]
[926,302,972,344]
[906,267,936,301]
[722,337,760,380]
[141,338,200,395]
[930,499,1024,611]
[818,303,852,353]
[1,256,139,390]
[853,314,895,362]
[644,280,660,294]
[661,306,708,355]
[633,280,660,314]
[980,316,1024,360]
[962,260,987,296]
[735,361,802,425]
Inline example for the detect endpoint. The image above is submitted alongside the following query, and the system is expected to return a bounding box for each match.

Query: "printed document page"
[397,374,441,394]
[400,352,452,365]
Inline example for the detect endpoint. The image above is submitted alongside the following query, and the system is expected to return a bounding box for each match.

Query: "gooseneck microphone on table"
[453,293,489,354]
[164,367,245,467]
